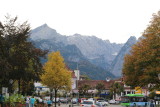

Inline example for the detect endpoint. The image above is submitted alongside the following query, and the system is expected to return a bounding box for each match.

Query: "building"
[72,79,115,98]
[34,69,78,95]
[74,78,149,100]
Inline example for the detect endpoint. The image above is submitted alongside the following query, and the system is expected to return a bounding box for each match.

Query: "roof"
[65,65,77,78]
[78,80,115,89]
[69,70,77,78]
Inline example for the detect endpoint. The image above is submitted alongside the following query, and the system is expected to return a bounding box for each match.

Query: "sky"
[0,0,160,43]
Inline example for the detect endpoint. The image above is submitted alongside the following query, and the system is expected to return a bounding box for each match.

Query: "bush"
[4,94,25,106]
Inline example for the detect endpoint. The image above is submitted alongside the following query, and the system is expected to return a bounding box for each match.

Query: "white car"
[108,99,118,104]
[53,98,59,103]
[96,100,109,106]
[72,98,78,104]
[80,100,96,107]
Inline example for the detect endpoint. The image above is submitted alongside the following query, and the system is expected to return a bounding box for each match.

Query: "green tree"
[0,22,12,93]
[123,11,160,91]
[0,15,47,94]
[96,83,105,97]
[110,82,124,99]
[81,75,91,80]
[78,84,91,98]
[41,51,72,107]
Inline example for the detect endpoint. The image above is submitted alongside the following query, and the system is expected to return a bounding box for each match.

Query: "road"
[58,104,123,107]
[108,105,122,107]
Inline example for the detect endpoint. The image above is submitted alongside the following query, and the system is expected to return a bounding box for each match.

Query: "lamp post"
[77,80,79,99]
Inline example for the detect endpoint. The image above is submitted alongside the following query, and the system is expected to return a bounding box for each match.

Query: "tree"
[0,22,12,93]
[0,15,47,94]
[122,11,160,91]
[81,75,91,80]
[96,83,105,97]
[78,84,91,97]
[41,51,72,107]
[110,82,124,99]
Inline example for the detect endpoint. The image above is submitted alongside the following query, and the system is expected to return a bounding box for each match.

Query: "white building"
[34,69,79,94]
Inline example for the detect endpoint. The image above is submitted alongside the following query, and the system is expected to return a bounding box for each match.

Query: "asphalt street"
[58,104,122,107]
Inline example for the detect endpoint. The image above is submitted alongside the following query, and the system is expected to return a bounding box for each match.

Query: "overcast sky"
[0,0,160,43]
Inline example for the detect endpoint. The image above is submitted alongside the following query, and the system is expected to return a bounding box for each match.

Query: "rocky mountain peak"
[31,24,60,40]
[30,24,130,79]
[127,36,137,45]
[110,36,137,77]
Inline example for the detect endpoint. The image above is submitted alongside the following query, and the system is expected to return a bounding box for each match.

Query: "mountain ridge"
[30,24,136,79]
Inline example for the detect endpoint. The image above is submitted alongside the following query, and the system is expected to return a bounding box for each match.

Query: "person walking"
[0,94,5,107]
[25,96,30,107]
[47,99,52,107]
[150,100,155,107]
[30,96,36,107]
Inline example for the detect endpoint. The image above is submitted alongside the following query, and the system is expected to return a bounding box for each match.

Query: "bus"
[121,94,149,107]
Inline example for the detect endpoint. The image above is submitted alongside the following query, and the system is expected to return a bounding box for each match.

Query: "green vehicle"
[121,94,149,107]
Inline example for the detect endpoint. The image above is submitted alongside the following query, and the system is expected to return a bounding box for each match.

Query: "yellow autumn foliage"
[41,51,72,91]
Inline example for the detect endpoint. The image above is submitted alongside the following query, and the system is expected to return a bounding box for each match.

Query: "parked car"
[88,98,94,101]
[108,99,119,104]
[80,100,96,107]
[96,100,109,106]
[52,98,59,103]
[96,102,104,107]
[72,98,78,104]
[59,97,68,103]
[80,98,87,103]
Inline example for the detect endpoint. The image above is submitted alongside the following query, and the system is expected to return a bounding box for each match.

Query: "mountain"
[30,24,117,80]
[31,24,68,44]
[67,34,123,69]
[109,36,137,77]
[31,24,123,70]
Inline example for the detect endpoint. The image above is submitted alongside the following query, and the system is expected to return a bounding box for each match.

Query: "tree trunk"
[18,79,21,94]
[114,92,116,100]
[55,89,57,107]
[50,88,53,100]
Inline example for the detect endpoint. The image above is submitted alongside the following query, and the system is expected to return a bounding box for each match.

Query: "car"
[88,98,94,101]
[96,102,104,107]
[80,100,96,107]
[72,98,78,104]
[80,98,87,103]
[59,97,68,103]
[96,100,109,106]
[108,99,119,104]
[52,98,59,103]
